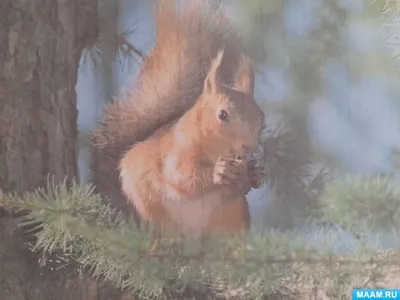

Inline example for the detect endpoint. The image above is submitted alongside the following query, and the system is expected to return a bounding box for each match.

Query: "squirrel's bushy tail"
[90,0,253,223]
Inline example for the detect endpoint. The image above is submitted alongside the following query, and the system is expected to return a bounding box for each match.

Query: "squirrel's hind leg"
[148,237,161,255]
[145,221,183,257]
[145,221,163,256]
[207,197,250,262]
[230,230,248,263]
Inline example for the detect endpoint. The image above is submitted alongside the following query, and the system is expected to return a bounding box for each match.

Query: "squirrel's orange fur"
[91,0,265,236]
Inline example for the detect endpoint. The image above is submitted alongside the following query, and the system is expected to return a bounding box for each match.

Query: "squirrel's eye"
[218,109,229,122]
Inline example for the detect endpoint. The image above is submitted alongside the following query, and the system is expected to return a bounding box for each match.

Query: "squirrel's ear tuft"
[234,54,255,96]
[204,48,224,95]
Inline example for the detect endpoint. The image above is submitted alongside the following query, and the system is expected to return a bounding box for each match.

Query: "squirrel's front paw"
[213,156,239,185]
[213,156,250,194]
[247,161,265,189]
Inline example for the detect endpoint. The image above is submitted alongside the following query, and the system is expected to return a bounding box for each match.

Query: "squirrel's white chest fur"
[120,167,224,236]
[159,151,225,235]
[162,189,224,236]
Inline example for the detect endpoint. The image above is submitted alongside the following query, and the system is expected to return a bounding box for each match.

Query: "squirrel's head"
[197,48,265,159]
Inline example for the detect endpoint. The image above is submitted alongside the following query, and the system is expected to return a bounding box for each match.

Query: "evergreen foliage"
[2,0,400,298]
[1,175,400,299]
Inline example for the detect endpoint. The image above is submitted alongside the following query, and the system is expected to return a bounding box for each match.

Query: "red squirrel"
[90,0,265,237]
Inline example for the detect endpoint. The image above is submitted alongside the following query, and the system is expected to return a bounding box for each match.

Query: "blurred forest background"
[2,0,400,299]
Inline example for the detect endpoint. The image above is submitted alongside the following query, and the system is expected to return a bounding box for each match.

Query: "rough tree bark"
[0,0,97,193]
[0,1,125,299]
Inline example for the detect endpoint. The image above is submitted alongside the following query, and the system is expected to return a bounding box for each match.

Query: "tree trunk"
[0,0,97,193]
[0,1,125,299]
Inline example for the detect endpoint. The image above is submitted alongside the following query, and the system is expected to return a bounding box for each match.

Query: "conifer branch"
[320,175,400,234]
[2,177,400,298]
